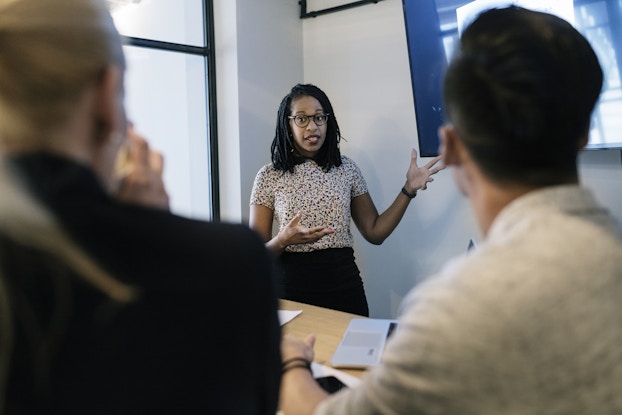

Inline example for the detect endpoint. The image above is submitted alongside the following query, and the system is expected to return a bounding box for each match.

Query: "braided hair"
[271,84,343,173]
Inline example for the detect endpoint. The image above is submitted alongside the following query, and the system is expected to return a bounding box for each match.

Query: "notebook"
[331,318,399,369]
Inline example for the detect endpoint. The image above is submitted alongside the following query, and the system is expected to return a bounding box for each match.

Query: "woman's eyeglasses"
[288,113,330,128]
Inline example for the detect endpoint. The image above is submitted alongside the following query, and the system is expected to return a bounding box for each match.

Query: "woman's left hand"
[404,148,445,193]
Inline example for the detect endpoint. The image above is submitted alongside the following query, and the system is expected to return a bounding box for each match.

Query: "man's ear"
[93,65,125,142]
[438,124,464,166]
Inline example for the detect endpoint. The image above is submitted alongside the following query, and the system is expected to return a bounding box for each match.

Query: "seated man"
[279,6,622,415]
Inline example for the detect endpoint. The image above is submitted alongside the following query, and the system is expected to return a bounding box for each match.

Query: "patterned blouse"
[250,156,368,252]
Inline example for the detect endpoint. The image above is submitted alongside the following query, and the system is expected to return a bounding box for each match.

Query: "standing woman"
[250,83,443,316]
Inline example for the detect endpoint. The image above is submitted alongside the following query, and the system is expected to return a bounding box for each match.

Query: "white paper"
[278,309,302,326]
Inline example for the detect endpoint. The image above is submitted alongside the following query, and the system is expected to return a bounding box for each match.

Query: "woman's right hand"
[276,211,334,249]
[115,127,170,210]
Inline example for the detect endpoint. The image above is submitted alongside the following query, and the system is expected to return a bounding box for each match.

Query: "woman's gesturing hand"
[277,211,334,249]
[404,148,445,194]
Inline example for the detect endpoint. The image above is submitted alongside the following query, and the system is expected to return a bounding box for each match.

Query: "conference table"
[279,299,367,380]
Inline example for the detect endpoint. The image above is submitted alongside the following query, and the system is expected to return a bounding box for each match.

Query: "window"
[110,0,218,220]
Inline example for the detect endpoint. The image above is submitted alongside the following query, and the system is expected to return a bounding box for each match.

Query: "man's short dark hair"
[443,6,603,186]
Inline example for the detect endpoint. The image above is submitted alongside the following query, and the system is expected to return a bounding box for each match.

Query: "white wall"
[215,0,303,222]
[217,0,622,318]
[302,0,479,318]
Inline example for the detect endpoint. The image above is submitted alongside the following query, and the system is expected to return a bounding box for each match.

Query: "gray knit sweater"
[317,185,622,415]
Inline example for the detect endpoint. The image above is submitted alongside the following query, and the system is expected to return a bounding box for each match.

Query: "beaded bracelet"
[401,187,417,199]
[282,356,312,374]
[282,362,312,374]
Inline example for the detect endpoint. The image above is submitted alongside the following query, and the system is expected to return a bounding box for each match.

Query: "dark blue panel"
[402,0,447,157]
[401,0,622,153]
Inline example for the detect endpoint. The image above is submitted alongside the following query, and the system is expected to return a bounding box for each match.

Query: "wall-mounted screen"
[403,0,622,156]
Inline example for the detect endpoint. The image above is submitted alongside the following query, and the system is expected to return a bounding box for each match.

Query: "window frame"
[119,0,220,220]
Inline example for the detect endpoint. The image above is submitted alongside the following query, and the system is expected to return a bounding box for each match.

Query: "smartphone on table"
[315,376,347,394]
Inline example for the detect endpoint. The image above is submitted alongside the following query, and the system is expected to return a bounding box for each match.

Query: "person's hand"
[404,148,445,193]
[276,211,334,248]
[115,127,170,210]
[280,333,329,414]
[281,333,316,363]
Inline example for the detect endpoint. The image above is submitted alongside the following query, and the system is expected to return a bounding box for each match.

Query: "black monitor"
[402,0,622,156]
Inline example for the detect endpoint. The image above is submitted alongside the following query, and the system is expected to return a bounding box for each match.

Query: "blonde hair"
[0,0,125,141]
[0,1,133,406]
[0,0,134,298]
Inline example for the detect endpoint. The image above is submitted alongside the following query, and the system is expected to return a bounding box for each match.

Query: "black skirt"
[277,247,369,316]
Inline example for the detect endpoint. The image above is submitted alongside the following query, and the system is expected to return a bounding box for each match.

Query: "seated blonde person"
[0,0,280,413]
